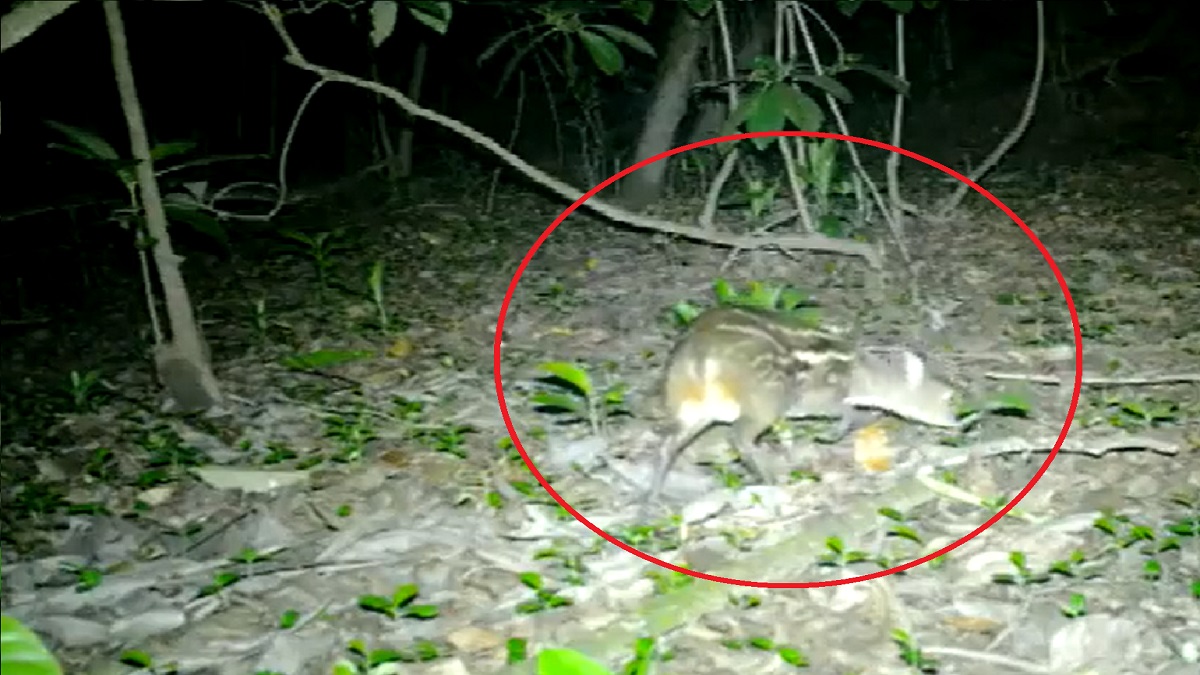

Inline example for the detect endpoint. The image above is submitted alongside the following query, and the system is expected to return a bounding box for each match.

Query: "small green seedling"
[333,637,442,674]
[250,297,292,344]
[119,649,177,674]
[515,572,573,614]
[991,551,1051,586]
[1103,396,1179,429]
[281,228,348,293]
[358,584,439,620]
[644,565,695,595]
[531,362,629,435]
[1060,592,1088,618]
[892,628,938,673]
[324,408,378,463]
[816,536,870,568]
[711,277,822,321]
[197,570,241,598]
[65,369,108,412]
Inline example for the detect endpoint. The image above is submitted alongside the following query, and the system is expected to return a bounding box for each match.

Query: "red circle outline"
[493,131,1082,589]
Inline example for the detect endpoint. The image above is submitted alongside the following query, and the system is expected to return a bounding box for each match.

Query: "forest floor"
[2,148,1198,675]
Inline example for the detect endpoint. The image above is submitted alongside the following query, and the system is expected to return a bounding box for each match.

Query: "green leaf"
[148,140,197,162]
[577,29,623,76]
[507,637,529,664]
[840,62,909,95]
[986,392,1033,416]
[836,0,867,17]
[530,392,584,415]
[792,73,854,103]
[392,583,419,607]
[402,604,440,619]
[779,89,825,132]
[45,120,119,161]
[745,84,787,135]
[538,362,593,397]
[712,278,735,304]
[816,214,845,238]
[163,201,230,249]
[881,0,916,13]
[406,0,452,35]
[0,615,63,675]
[621,0,655,24]
[591,24,655,58]
[536,648,612,675]
[370,1,399,47]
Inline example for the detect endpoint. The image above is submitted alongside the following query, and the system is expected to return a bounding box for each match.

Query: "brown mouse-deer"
[643,306,961,512]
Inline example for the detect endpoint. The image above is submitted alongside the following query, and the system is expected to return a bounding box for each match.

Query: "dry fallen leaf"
[853,423,894,472]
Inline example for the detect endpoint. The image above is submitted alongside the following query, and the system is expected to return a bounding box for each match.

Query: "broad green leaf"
[0,615,62,675]
[537,648,612,675]
[778,89,824,132]
[163,202,229,249]
[45,120,119,161]
[538,362,593,397]
[745,84,786,135]
[986,392,1032,415]
[148,140,196,162]
[370,0,398,47]
[591,24,655,58]
[392,583,419,607]
[792,73,854,103]
[529,392,584,415]
[841,62,909,94]
[407,0,452,35]
[403,604,439,619]
[577,29,623,76]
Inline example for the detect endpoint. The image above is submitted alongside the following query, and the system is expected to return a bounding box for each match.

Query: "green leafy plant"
[671,278,823,330]
[1060,592,1088,618]
[45,120,229,251]
[1102,396,1179,429]
[65,369,108,413]
[332,637,441,674]
[515,572,573,614]
[324,407,379,463]
[530,362,629,435]
[816,536,870,568]
[358,584,439,620]
[281,228,349,293]
[891,628,938,673]
[991,551,1051,586]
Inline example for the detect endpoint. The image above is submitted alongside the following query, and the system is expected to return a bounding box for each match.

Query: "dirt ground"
[1,142,1197,675]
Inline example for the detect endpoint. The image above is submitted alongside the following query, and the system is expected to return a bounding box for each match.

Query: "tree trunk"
[103,0,222,413]
[621,4,710,209]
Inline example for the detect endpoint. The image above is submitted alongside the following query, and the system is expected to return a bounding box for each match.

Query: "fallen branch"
[985,372,1200,386]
